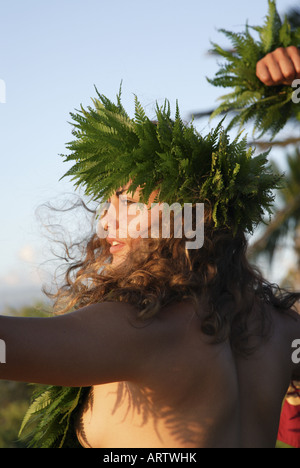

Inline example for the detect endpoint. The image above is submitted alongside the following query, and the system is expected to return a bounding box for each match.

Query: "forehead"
[116,181,159,202]
[119,180,141,198]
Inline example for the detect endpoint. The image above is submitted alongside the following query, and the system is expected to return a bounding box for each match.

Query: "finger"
[272,47,297,85]
[286,46,300,79]
[256,60,273,86]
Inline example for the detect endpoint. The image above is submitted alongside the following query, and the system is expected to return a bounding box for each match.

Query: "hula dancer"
[0,88,299,448]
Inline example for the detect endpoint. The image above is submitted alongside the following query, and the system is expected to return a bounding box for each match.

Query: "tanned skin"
[256,46,300,86]
[0,300,299,448]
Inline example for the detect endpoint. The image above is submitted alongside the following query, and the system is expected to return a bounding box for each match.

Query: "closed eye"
[121,199,135,205]
[119,195,136,205]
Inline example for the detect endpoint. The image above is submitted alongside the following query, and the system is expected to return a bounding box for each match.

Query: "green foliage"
[0,301,87,448]
[250,148,300,264]
[0,381,33,448]
[19,385,89,448]
[12,303,90,448]
[208,0,300,138]
[0,302,51,448]
[61,88,283,235]
[2,302,51,318]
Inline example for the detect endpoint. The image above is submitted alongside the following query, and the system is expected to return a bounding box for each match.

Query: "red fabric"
[277,395,300,448]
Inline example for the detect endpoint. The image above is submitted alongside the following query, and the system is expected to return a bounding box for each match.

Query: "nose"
[97,201,117,238]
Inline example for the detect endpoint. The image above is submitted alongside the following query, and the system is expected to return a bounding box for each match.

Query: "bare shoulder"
[73,300,198,360]
[82,299,300,381]
[76,300,191,338]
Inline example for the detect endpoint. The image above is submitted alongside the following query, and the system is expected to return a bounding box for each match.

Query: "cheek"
[127,207,151,238]
[129,238,142,251]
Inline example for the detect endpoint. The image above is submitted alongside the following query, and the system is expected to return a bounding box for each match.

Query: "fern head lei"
[60,86,283,238]
[208,0,300,139]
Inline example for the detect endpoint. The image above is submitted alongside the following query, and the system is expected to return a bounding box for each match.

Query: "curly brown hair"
[44,198,300,357]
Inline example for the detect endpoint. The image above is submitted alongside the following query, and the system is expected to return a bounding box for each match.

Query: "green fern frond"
[208,0,300,138]
[60,86,283,234]
[259,0,282,53]
[19,385,88,448]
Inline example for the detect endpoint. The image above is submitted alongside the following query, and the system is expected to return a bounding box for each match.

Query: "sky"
[0,0,298,310]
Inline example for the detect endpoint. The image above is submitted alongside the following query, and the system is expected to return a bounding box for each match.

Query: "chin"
[111,253,128,267]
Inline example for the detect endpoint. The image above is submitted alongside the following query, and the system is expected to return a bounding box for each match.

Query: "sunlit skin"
[256,46,300,86]
[99,181,160,267]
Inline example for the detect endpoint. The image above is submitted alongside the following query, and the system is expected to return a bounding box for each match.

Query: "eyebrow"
[116,189,126,197]
[107,188,134,203]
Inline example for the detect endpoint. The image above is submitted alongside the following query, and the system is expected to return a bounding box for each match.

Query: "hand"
[256,46,300,86]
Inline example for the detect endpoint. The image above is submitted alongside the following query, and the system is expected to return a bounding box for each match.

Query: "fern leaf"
[208,0,300,138]
[260,0,282,53]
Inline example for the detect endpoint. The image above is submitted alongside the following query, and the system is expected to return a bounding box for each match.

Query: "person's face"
[98,181,160,266]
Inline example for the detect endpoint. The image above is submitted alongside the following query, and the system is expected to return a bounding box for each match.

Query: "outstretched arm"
[0,302,150,387]
[256,46,300,86]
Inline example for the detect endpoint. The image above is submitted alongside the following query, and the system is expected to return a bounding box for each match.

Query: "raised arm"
[0,302,150,387]
[256,46,300,86]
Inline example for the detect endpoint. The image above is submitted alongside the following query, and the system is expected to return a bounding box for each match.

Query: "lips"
[106,237,126,254]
